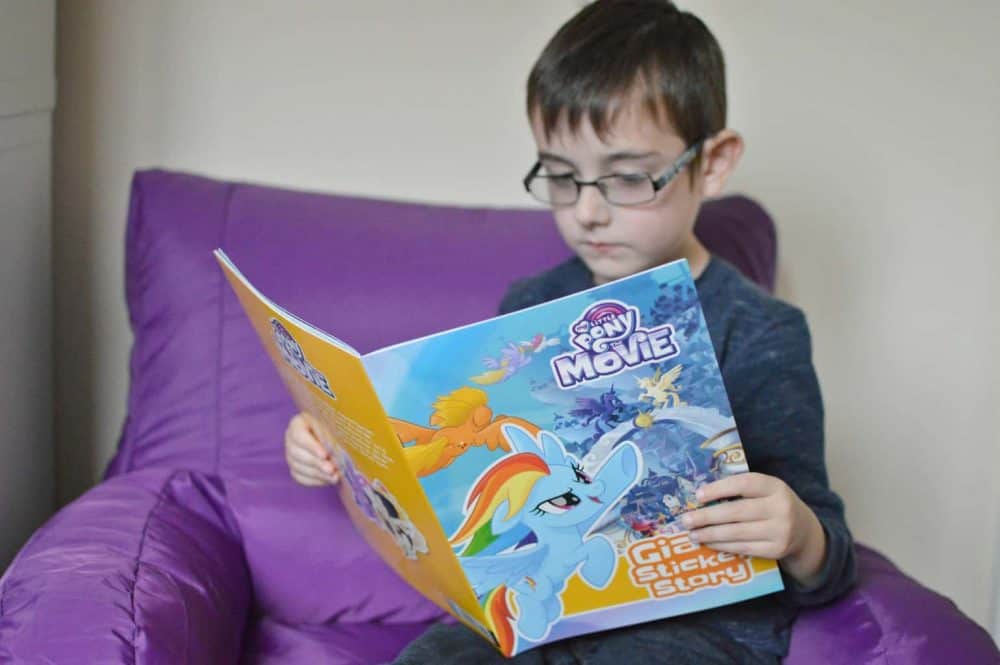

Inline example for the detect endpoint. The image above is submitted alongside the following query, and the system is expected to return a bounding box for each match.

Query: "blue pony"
[449,424,642,655]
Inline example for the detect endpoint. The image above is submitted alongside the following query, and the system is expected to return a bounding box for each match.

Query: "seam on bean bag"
[129,469,184,664]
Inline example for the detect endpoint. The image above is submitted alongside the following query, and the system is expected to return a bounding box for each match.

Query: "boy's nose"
[573,183,611,228]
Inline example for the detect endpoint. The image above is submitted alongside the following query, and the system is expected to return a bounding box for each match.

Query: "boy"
[285,1,856,662]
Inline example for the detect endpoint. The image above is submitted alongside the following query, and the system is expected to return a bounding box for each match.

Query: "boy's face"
[529,106,706,285]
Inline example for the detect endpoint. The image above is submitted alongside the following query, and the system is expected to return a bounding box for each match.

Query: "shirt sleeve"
[724,307,857,607]
[497,278,533,315]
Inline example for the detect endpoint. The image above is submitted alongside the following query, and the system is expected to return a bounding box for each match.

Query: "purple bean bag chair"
[1,170,996,664]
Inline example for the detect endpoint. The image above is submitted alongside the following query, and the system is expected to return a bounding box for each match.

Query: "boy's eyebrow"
[603,150,661,163]
[537,150,662,167]
[537,152,576,167]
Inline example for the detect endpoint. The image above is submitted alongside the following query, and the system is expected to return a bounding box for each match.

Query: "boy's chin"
[585,257,655,285]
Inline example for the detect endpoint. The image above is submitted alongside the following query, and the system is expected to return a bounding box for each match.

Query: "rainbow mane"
[450,452,549,547]
[452,425,643,655]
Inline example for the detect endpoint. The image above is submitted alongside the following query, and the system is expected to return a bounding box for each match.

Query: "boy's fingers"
[292,474,326,487]
[696,473,774,503]
[289,460,339,485]
[304,432,333,461]
[288,462,326,485]
[285,414,339,487]
[681,497,767,529]
[287,440,338,474]
[286,439,336,472]
[701,540,773,558]
[288,414,331,455]
[687,520,770,545]
[286,442,321,465]
[292,419,330,459]
[299,414,333,453]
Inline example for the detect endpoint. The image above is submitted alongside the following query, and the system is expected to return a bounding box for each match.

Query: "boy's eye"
[611,173,650,187]
[533,490,582,515]
[544,175,578,198]
[546,173,577,187]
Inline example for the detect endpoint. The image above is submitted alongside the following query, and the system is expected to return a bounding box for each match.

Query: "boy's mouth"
[582,241,621,254]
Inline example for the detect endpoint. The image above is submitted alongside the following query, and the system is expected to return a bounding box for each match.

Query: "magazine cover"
[216,249,783,657]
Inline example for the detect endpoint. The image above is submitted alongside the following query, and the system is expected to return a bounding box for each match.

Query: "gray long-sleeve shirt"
[497,255,857,659]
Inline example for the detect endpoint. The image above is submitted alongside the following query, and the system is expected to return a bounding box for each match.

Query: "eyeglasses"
[522,141,703,207]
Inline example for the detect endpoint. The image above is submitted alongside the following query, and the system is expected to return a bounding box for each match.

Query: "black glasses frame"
[522,140,705,207]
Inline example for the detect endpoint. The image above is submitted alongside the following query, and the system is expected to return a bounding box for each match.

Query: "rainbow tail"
[483,585,516,657]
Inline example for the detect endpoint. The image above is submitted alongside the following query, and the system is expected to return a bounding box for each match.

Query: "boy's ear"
[698,129,744,198]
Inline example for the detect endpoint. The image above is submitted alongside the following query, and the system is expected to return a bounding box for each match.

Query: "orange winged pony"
[389,387,540,477]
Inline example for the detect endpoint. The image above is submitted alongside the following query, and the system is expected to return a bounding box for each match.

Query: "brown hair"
[527,0,726,170]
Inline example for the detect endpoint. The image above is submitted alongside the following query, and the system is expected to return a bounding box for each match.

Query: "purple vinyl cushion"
[106,170,777,626]
[3,169,995,664]
[0,469,251,663]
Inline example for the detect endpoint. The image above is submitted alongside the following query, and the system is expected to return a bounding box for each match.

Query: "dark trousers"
[392,616,780,665]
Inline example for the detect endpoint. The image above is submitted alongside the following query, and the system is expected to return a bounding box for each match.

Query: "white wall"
[53,0,999,632]
[696,1,1000,635]
[0,0,55,568]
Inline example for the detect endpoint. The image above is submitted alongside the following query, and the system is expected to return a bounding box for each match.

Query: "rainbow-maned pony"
[450,424,642,656]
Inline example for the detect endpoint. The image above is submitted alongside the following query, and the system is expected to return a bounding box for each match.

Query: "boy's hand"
[680,472,827,588]
[284,412,341,486]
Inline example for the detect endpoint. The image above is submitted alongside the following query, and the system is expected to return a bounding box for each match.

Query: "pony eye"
[533,491,581,515]
[572,463,592,484]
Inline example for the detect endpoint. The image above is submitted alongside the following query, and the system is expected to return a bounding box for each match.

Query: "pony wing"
[459,544,549,598]
[389,418,437,446]
[658,364,683,387]
[401,437,455,476]
[473,416,540,451]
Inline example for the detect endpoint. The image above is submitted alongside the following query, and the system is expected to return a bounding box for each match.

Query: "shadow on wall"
[53,1,106,506]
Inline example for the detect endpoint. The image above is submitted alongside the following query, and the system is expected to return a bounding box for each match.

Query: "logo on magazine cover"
[626,533,754,598]
[550,300,679,389]
[270,319,336,399]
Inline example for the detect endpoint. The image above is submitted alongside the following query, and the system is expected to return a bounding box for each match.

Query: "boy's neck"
[684,239,711,279]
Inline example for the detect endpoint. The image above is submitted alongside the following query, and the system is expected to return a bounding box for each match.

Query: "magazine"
[215,249,783,657]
